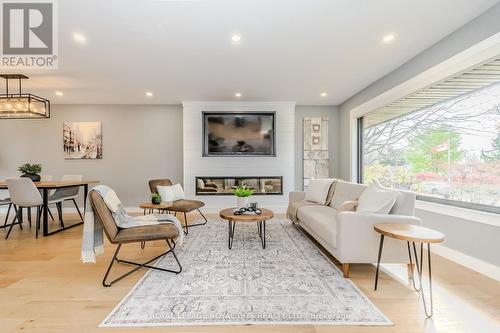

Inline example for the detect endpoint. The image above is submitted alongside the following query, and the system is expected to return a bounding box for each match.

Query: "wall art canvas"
[63,122,102,159]
[303,117,329,189]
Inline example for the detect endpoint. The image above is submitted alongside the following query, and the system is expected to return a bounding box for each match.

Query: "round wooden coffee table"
[374,223,445,318]
[219,208,274,249]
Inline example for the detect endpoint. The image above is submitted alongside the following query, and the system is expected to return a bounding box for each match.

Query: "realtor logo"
[1,0,58,68]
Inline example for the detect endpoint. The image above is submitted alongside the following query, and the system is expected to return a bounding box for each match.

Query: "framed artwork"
[303,117,329,190]
[63,122,102,159]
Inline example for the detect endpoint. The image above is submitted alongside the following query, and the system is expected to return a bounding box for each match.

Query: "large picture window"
[359,82,500,213]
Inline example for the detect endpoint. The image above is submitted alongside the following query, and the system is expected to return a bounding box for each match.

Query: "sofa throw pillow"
[157,184,185,202]
[305,179,336,205]
[330,180,367,209]
[337,200,358,212]
[356,181,397,214]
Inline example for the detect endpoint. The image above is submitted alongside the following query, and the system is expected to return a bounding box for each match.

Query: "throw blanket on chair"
[81,185,184,263]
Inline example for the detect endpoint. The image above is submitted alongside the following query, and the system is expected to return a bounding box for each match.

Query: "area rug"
[100,218,391,327]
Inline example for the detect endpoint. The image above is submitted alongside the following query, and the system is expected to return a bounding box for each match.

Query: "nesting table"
[219,208,273,249]
[139,202,172,215]
[374,223,445,318]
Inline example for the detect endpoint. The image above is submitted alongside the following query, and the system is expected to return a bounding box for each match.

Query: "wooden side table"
[219,208,274,249]
[139,202,172,215]
[374,223,445,318]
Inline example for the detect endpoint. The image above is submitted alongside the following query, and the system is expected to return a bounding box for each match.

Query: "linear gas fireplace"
[196,176,283,196]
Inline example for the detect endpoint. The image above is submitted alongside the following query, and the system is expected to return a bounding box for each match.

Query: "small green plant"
[151,192,162,204]
[17,163,42,174]
[233,185,254,197]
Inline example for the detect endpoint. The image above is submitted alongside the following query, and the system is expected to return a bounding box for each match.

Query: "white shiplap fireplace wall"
[182,102,296,213]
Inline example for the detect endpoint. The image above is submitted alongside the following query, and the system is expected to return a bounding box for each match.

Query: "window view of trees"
[362,82,500,209]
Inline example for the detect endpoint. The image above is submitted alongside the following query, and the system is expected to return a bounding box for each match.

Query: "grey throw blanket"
[81,185,184,263]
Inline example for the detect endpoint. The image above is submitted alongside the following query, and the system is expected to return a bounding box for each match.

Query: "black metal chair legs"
[102,240,182,287]
[182,209,208,235]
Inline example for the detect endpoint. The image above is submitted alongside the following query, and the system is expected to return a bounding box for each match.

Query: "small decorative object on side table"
[219,207,273,250]
[233,185,254,209]
[373,223,444,318]
[151,192,162,205]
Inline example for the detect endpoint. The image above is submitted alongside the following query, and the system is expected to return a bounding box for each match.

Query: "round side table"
[139,202,172,215]
[374,223,444,318]
[219,208,274,249]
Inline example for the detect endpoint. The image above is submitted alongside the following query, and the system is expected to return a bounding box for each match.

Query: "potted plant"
[233,185,254,208]
[151,192,162,205]
[17,163,42,182]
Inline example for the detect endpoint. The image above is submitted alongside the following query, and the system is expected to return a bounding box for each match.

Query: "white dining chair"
[38,175,56,222]
[5,178,43,239]
[48,175,84,227]
[0,195,13,228]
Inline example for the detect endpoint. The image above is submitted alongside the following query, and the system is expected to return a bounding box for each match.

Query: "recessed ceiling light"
[145,92,153,97]
[235,92,242,98]
[320,92,328,97]
[382,33,396,44]
[55,91,64,96]
[73,32,87,43]
[232,35,241,42]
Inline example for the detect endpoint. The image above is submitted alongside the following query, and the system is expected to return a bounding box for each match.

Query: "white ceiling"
[3,0,499,105]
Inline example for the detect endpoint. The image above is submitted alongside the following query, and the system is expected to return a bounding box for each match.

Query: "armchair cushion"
[169,199,205,212]
[115,224,179,243]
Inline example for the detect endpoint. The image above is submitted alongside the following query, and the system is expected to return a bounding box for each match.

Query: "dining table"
[0,179,99,236]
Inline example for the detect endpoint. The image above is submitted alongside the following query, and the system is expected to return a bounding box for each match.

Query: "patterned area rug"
[101,218,391,327]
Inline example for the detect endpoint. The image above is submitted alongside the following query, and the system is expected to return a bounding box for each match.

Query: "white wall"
[0,105,183,207]
[182,102,295,213]
[295,106,339,190]
[337,4,500,272]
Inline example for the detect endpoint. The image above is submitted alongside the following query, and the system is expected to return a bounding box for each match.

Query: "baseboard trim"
[431,244,500,282]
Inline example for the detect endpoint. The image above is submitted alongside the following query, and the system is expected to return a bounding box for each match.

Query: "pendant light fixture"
[0,74,50,119]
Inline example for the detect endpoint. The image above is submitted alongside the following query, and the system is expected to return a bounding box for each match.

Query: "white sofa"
[289,180,422,278]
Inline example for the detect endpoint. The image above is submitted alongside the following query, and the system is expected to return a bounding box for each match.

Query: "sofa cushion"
[337,200,358,212]
[297,205,337,247]
[330,180,366,209]
[305,179,336,204]
[356,181,396,214]
[390,190,416,216]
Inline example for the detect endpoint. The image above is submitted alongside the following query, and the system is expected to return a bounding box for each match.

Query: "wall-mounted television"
[203,112,276,157]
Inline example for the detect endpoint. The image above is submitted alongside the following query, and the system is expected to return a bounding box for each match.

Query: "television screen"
[203,112,275,156]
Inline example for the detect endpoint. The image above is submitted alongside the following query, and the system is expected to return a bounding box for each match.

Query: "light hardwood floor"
[0,213,499,333]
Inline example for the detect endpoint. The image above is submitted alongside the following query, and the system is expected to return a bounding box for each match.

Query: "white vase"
[237,196,249,209]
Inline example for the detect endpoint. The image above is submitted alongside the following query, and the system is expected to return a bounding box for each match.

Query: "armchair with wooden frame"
[90,191,182,287]
[148,179,207,235]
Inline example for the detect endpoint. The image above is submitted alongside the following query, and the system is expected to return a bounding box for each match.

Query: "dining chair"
[0,195,13,228]
[5,178,43,239]
[48,175,84,227]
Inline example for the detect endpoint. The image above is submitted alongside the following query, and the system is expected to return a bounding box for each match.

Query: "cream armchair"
[289,180,422,278]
